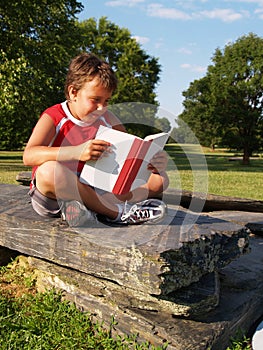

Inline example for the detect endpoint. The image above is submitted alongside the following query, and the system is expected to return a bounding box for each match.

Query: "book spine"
[112,138,151,195]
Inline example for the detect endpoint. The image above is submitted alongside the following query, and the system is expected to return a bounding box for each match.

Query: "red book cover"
[112,138,152,195]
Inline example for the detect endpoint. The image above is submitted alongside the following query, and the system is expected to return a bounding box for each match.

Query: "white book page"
[144,132,169,142]
[80,126,139,192]
[131,132,169,190]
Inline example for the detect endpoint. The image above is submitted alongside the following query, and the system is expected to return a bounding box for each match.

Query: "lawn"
[1,147,263,201]
[165,144,263,200]
[0,151,31,184]
[0,262,166,350]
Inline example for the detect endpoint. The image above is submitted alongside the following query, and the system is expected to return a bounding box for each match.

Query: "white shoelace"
[121,202,150,222]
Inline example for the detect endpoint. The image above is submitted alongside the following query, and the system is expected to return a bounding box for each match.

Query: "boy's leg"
[101,172,169,204]
[33,161,168,226]
[35,161,119,220]
[29,184,61,217]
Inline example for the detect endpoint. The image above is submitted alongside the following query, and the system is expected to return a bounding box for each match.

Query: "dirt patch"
[0,256,38,299]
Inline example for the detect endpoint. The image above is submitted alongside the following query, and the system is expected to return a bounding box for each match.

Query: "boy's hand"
[78,139,111,162]
[148,150,168,174]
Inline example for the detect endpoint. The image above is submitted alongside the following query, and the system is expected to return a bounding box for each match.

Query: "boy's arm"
[23,113,111,166]
[23,113,58,166]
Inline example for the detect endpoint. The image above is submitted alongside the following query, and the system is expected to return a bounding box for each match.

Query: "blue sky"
[78,0,263,122]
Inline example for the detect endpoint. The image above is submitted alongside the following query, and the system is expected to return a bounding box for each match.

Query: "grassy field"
[0,151,31,184]
[165,144,263,200]
[1,146,262,200]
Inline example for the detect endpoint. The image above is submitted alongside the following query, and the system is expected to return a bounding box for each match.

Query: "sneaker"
[60,200,97,227]
[120,199,167,225]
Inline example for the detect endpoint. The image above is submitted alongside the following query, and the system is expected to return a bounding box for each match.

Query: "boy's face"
[68,78,113,124]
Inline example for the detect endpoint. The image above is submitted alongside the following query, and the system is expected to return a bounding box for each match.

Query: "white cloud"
[230,0,263,5]
[178,47,193,55]
[132,35,150,44]
[106,0,144,7]
[146,3,248,22]
[198,8,249,22]
[225,0,263,19]
[181,63,207,73]
[255,7,263,18]
[147,3,192,20]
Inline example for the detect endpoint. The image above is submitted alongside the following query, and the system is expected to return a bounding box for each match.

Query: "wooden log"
[27,255,219,318]
[2,183,263,348]
[16,171,31,186]
[163,188,263,213]
[207,211,263,236]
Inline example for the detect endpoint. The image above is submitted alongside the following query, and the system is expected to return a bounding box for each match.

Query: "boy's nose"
[97,102,107,110]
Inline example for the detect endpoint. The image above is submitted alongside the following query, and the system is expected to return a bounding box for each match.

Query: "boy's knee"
[36,161,56,180]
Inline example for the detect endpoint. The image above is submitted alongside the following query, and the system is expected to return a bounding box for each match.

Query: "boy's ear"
[68,85,78,101]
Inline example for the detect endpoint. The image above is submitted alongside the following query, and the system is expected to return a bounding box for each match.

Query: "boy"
[23,53,169,226]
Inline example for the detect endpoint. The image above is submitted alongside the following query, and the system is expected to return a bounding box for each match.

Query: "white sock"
[108,203,124,222]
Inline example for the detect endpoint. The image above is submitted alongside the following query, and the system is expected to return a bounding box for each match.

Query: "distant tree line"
[0,0,170,150]
[2,1,262,164]
[173,33,263,164]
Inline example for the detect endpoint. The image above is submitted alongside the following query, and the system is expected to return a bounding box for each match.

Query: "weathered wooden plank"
[2,182,263,348]
[0,184,250,298]
[164,188,263,213]
[28,255,219,318]
[16,171,31,186]
[207,211,263,235]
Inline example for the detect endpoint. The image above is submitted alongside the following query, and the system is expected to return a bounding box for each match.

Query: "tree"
[179,33,263,164]
[178,76,222,148]
[0,0,83,149]
[78,17,161,105]
[0,6,166,148]
[170,118,200,144]
[0,52,38,149]
[209,33,263,163]
[77,17,167,137]
[154,116,171,133]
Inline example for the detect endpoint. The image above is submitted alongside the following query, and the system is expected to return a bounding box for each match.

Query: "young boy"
[23,53,169,226]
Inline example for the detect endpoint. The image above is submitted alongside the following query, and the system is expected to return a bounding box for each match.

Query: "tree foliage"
[0,52,37,149]
[77,17,165,137]
[0,0,83,149]
[0,7,165,149]
[78,17,161,106]
[178,33,263,163]
[177,75,221,148]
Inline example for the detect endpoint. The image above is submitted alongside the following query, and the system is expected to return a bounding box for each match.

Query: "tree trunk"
[242,145,250,165]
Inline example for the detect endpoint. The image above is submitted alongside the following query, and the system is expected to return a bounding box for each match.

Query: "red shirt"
[31,101,113,185]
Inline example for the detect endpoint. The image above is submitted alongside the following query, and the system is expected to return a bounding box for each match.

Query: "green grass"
[0,151,31,184]
[0,291,158,349]
[1,148,263,200]
[0,263,166,350]
[165,144,263,200]
[0,261,252,350]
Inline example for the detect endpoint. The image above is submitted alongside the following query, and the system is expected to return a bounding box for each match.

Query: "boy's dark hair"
[64,53,118,99]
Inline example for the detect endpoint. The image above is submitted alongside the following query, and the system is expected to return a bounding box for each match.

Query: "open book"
[79,125,170,195]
